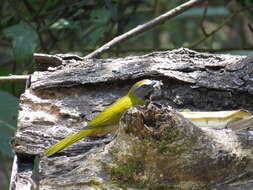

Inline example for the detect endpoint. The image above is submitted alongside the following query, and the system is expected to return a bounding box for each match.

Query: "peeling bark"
[11,49,253,190]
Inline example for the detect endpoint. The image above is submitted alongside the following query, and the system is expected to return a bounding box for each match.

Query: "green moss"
[110,155,145,189]
[108,137,185,189]
[107,124,191,189]
[89,177,103,189]
[152,128,185,154]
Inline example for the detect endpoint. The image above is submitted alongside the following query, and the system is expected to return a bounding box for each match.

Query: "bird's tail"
[44,128,95,157]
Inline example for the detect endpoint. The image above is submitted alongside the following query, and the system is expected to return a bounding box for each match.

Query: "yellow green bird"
[44,79,162,156]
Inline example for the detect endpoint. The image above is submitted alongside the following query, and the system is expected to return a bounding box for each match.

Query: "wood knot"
[120,102,176,139]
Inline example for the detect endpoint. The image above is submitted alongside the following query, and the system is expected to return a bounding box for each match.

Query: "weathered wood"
[110,104,253,189]
[12,48,253,190]
[9,155,36,190]
[31,48,250,92]
[39,103,253,190]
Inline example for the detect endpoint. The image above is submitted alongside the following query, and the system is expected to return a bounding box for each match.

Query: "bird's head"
[128,79,163,104]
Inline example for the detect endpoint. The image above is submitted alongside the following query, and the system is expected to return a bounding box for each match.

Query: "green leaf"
[0,90,19,157]
[4,23,38,65]
[90,8,112,25]
[50,18,73,29]
[89,24,112,46]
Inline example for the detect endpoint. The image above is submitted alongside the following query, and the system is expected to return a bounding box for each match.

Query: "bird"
[43,79,163,156]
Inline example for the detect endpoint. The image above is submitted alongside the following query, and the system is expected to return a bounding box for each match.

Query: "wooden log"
[39,103,253,190]
[11,48,253,190]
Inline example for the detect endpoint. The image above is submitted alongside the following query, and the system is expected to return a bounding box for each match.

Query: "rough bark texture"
[11,48,253,190]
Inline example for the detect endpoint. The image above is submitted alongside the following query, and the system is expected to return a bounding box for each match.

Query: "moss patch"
[108,131,188,189]
[110,153,146,189]
[152,127,185,155]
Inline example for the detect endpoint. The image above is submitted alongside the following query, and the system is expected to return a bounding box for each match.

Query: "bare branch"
[200,0,208,36]
[188,2,253,48]
[0,75,29,81]
[84,0,204,59]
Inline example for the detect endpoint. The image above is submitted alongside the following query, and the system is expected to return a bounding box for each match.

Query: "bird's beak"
[150,80,163,100]
[152,80,163,89]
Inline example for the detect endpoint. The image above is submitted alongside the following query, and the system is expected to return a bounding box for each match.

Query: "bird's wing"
[89,96,133,127]
[44,128,95,157]
[44,96,133,157]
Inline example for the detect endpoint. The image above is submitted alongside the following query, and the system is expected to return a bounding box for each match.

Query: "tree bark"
[11,48,253,190]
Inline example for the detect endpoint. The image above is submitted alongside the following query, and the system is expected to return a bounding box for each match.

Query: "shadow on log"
[10,48,253,190]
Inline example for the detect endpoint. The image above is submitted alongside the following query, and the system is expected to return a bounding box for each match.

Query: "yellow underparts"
[44,95,144,157]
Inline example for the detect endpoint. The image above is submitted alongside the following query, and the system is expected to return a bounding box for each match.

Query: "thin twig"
[0,75,29,81]
[187,3,253,48]
[200,0,208,36]
[84,0,204,59]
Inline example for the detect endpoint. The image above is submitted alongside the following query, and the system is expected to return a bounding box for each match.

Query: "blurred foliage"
[1,1,253,80]
[0,90,18,190]
[4,23,38,66]
[0,0,253,189]
[237,0,253,32]
[0,90,18,157]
